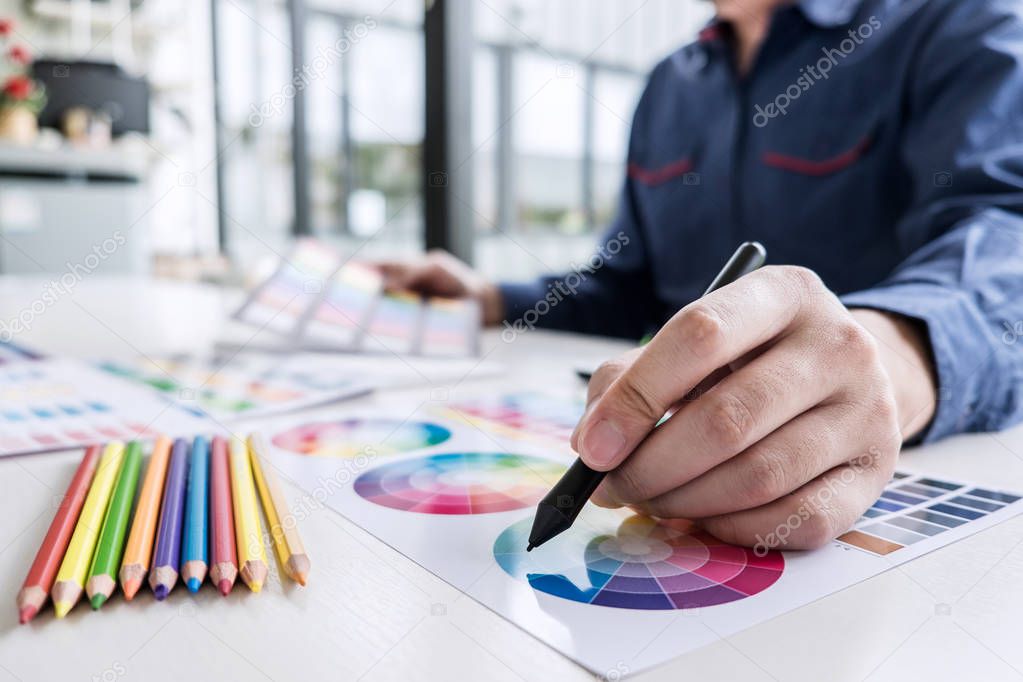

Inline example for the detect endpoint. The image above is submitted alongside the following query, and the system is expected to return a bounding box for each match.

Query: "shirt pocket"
[760,120,878,177]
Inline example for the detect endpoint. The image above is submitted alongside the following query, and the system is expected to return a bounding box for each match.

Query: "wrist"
[478,282,505,326]
[850,308,937,440]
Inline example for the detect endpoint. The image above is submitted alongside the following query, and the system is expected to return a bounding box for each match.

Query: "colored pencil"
[149,438,189,600]
[229,436,268,592]
[181,436,210,593]
[208,436,238,596]
[52,442,125,618]
[249,433,309,585]
[119,436,171,600]
[86,441,143,609]
[16,446,100,624]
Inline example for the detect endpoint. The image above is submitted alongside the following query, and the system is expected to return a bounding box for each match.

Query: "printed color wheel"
[495,508,783,610]
[354,452,566,514]
[271,418,451,457]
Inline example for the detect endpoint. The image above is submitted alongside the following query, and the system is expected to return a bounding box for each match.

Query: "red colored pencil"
[16,446,100,624]
[207,436,238,595]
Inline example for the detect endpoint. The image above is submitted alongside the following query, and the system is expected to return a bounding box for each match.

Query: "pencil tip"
[526,544,534,552]
[90,594,107,610]
[186,578,201,593]
[153,584,170,601]
[53,602,71,619]
[122,582,138,601]
[218,579,232,596]
[18,606,37,624]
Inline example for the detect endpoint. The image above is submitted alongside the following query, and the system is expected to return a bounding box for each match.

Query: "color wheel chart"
[443,393,584,445]
[271,418,452,457]
[839,471,1023,556]
[495,509,784,610]
[354,452,566,514]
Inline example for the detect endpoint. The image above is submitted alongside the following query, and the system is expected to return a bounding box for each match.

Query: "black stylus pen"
[526,241,768,551]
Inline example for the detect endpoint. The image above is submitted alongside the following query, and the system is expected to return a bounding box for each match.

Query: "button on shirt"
[499,0,1023,443]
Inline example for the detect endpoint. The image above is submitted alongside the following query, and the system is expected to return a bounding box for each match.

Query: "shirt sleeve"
[841,1,1023,442]
[498,68,664,340]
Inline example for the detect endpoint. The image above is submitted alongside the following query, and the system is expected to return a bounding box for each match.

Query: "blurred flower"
[8,45,29,65]
[3,75,33,100]
[0,19,13,37]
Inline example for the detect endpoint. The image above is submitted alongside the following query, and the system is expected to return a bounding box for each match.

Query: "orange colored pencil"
[16,446,100,624]
[118,436,171,600]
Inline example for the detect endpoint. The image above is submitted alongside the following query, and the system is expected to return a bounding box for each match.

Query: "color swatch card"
[0,359,211,457]
[232,238,481,357]
[250,398,1023,676]
[96,353,375,422]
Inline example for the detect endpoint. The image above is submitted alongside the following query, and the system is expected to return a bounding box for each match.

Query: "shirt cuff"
[841,284,989,444]
[498,281,549,325]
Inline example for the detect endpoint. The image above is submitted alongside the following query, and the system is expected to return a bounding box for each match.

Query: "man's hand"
[570,266,937,550]
[374,250,504,325]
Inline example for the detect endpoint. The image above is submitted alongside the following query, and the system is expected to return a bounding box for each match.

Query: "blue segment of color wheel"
[494,508,784,610]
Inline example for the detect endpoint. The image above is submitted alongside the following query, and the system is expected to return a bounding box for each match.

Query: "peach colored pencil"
[118,437,171,600]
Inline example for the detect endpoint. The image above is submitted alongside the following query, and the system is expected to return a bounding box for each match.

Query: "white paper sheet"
[248,400,1023,676]
[0,359,212,457]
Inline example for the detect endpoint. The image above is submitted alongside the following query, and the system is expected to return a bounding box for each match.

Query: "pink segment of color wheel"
[494,511,784,610]
[354,452,566,515]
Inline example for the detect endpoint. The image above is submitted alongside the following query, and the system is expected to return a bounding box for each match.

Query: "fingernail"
[582,419,626,467]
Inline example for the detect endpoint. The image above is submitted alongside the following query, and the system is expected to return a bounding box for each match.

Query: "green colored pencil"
[86,441,143,608]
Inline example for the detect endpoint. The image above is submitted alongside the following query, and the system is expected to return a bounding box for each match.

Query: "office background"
[0,0,710,281]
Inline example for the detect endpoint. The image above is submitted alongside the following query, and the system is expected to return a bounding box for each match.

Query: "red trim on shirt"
[627,158,694,186]
[762,135,873,176]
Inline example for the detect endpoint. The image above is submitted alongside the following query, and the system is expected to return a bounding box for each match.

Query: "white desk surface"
[0,276,1022,682]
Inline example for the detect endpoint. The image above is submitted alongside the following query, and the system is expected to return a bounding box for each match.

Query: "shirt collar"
[795,0,866,28]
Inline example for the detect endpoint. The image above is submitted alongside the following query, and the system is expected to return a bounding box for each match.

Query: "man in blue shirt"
[380,0,1023,550]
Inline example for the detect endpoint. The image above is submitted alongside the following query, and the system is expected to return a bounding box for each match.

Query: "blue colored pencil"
[149,438,189,600]
[181,436,210,593]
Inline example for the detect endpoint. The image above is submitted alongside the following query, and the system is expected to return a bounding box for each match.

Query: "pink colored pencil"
[208,436,238,595]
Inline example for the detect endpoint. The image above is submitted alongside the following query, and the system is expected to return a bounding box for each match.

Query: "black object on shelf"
[31,60,150,136]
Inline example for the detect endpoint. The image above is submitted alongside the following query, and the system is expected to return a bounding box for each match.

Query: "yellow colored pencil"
[229,436,268,592]
[52,442,125,618]
[118,436,172,600]
[248,433,310,585]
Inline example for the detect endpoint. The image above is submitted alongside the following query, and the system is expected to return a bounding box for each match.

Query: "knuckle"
[782,265,824,295]
[671,304,727,359]
[835,320,879,363]
[793,504,841,549]
[588,359,627,401]
[702,391,757,451]
[608,464,652,504]
[739,451,790,504]
[609,374,664,423]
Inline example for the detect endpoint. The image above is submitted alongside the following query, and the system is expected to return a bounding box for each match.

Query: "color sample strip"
[837,530,903,555]
[843,473,1023,556]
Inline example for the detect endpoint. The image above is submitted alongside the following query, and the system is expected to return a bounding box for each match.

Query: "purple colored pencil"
[149,438,189,600]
